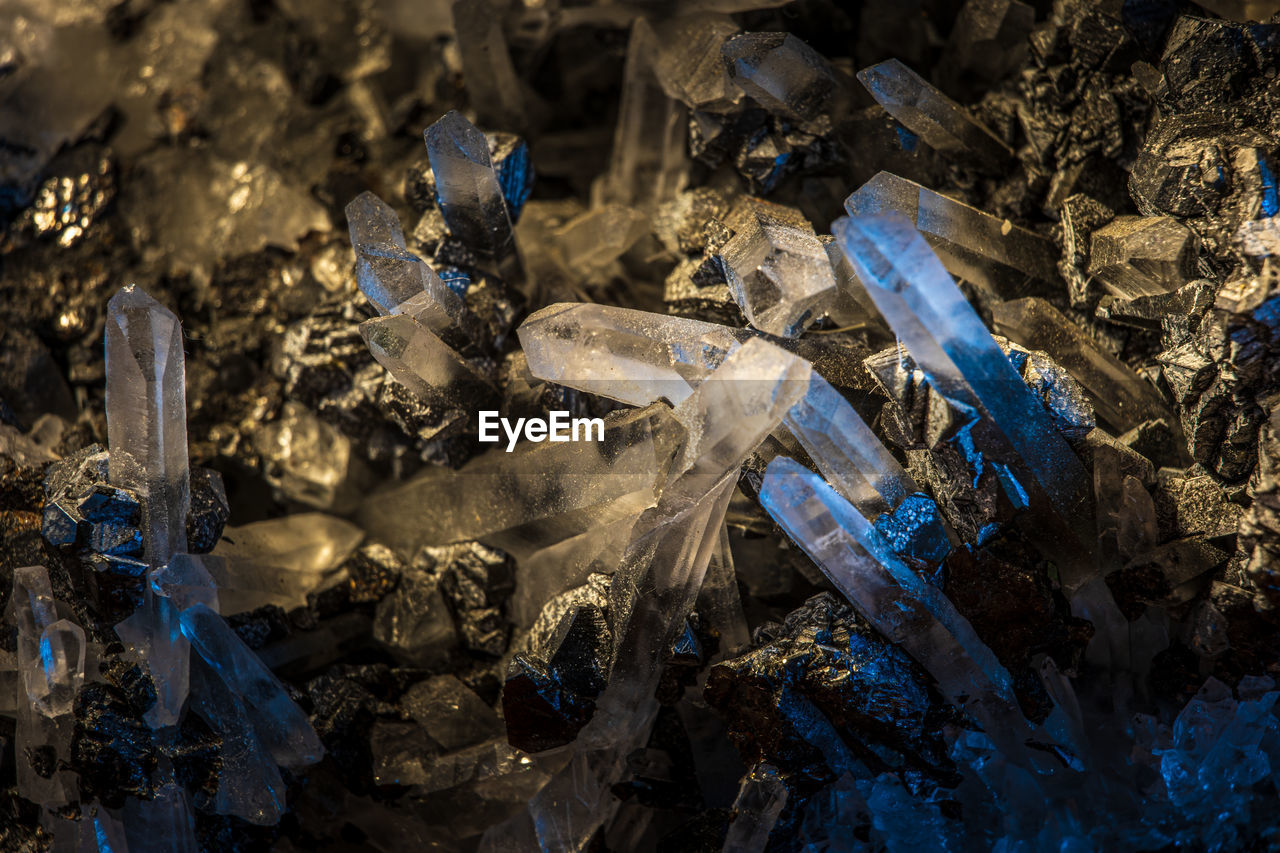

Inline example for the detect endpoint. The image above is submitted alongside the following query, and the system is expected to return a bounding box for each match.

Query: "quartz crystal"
[845,172,1060,300]
[937,0,1034,86]
[1088,216,1198,299]
[359,312,494,407]
[518,302,749,406]
[652,14,742,112]
[450,0,527,132]
[181,603,324,768]
[717,197,836,337]
[12,566,81,718]
[722,765,789,853]
[759,456,1035,760]
[991,297,1172,432]
[105,284,189,566]
[834,213,1094,586]
[360,404,683,557]
[784,371,917,517]
[857,59,1014,170]
[424,110,518,271]
[346,190,478,343]
[596,18,687,211]
[721,32,845,126]
[256,401,353,510]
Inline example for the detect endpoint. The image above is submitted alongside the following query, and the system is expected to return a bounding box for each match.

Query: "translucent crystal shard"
[991,297,1172,433]
[518,303,749,407]
[857,59,1014,171]
[723,765,788,853]
[180,603,323,768]
[845,172,1060,300]
[718,198,836,337]
[105,284,189,566]
[424,110,517,270]
[759,456,1034,759]
[1087,216,1198,299]
[256,401,352,510]
[596,18,687,211]
[652,14,742,112]
[784,372,916,517]
[721,32,846,126]
[345,190,475,340]
[360,404,682,557]
[937,0,1034,87]
[450,0,527,132]
[13,566,82,718]
[834,214,1093,585]
[359,313,494,407]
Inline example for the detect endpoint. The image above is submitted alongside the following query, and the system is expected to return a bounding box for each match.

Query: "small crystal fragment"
[937,0,1034,87]
[722,764,788,853]
[858,58,1014,170]
[652,15,742,112]
[721,32,846,127]
[717,197,836,337]
[403,675,503,751]
[359,312,495,408]
[1087,216,1199,299]
[255,401,353,511]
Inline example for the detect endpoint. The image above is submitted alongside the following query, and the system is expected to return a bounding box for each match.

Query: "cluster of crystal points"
[8,0,1280,850]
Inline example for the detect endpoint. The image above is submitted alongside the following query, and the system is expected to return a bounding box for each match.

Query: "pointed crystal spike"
[345,191,481,343]
[991,297,1172,433]
[424,110,517,268]
[596,18,687,211]
[181,603,323,768]
[105,284,190,567]
[37,620,85,719]
[359,313,495,408]
[718,198,836,337]
[721,32,847,126]
[784,372,916,517]
[518,303,750,407]
[451,0,528,132]
[833,213,1094,586]
[845,172,1060,300]
[759,456,1035,760]
[722,765,789,853]
[857,59,1014,170]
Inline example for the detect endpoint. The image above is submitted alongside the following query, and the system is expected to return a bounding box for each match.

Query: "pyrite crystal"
[7,1,1280,850]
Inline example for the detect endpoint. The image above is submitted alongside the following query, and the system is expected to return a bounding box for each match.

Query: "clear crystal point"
[518,302,750,406]
[833,213,1094,585]
[180,603,323,769]
[784,371,917,517]
[858,58,1014,170]
[424,110,517,266]
[105,284,190,567]
[345,190,477,342]
[759,456,1035,760]
[359,313,493,407]
[844,172,1060,300]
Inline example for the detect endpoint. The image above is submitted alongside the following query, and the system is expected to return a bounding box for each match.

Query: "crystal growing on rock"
[834,213,1094,586]
[858,58,1014,171]
[716,197,836,337]
[424,110,518,271]
[105,285,190,566]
